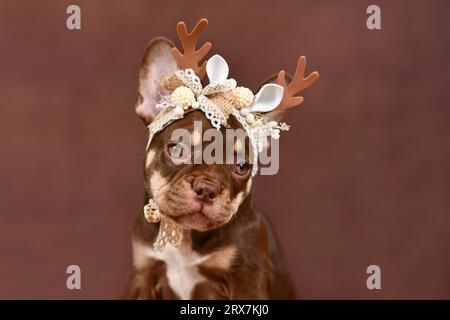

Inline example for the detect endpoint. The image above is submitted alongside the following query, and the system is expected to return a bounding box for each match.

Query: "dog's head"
[134,20,318,232]
[135,39,253,231]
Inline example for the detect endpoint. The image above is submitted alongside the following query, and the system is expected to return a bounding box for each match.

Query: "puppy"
[123,20,318,299]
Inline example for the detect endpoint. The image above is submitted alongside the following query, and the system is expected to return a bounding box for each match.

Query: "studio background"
[1,0,449,299]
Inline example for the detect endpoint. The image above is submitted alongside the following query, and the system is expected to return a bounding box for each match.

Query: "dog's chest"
[147,243,207,299]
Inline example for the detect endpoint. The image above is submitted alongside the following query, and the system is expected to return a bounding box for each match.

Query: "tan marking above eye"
[191,130,202,146]
[234,138,244,154]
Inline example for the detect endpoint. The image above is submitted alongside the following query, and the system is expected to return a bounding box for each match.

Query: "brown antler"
[171,18,212,79]
[276,56,319,109]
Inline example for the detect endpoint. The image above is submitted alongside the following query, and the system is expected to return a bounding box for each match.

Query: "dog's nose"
[192,179,220,202]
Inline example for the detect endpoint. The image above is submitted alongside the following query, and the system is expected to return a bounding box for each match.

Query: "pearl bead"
[245,113,256,124]
[173,106,184,116]
[191,101,200,109]
[240,108,249,116]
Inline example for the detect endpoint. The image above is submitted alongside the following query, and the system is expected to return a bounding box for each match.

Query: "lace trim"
[146,106,184,150]
[174,69,202,95]
[198,95,228,130]
[202,79,235,95]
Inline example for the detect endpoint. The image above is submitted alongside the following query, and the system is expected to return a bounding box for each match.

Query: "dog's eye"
[234,162,250,176]
[167,143,184,159]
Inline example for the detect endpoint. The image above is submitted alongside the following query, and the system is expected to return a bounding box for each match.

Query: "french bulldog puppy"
[123,37,295,300]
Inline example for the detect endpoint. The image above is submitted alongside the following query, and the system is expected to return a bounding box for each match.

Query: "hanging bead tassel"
[143,199,183,252]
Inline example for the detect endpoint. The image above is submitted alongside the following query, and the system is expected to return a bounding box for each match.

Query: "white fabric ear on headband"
[206,54,229,83]
[249,84,284,113]
[206,54,285,113]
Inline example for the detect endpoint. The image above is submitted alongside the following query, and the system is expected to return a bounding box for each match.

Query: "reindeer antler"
[276,56,319,109]
[171,18,212,80]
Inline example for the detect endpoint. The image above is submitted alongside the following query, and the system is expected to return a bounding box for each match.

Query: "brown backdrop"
[1,0,449,299]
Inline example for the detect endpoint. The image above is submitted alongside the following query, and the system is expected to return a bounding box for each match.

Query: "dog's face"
[134,38,260,231]
[144,110,252,231]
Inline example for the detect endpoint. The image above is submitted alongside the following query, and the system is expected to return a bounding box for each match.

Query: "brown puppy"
[126,114,294,299]
[122,25,312,299]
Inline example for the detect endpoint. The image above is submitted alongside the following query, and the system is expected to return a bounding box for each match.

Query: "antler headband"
[147,18,319,175]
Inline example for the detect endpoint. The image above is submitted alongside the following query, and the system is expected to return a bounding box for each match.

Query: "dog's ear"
[136,37,179,125]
